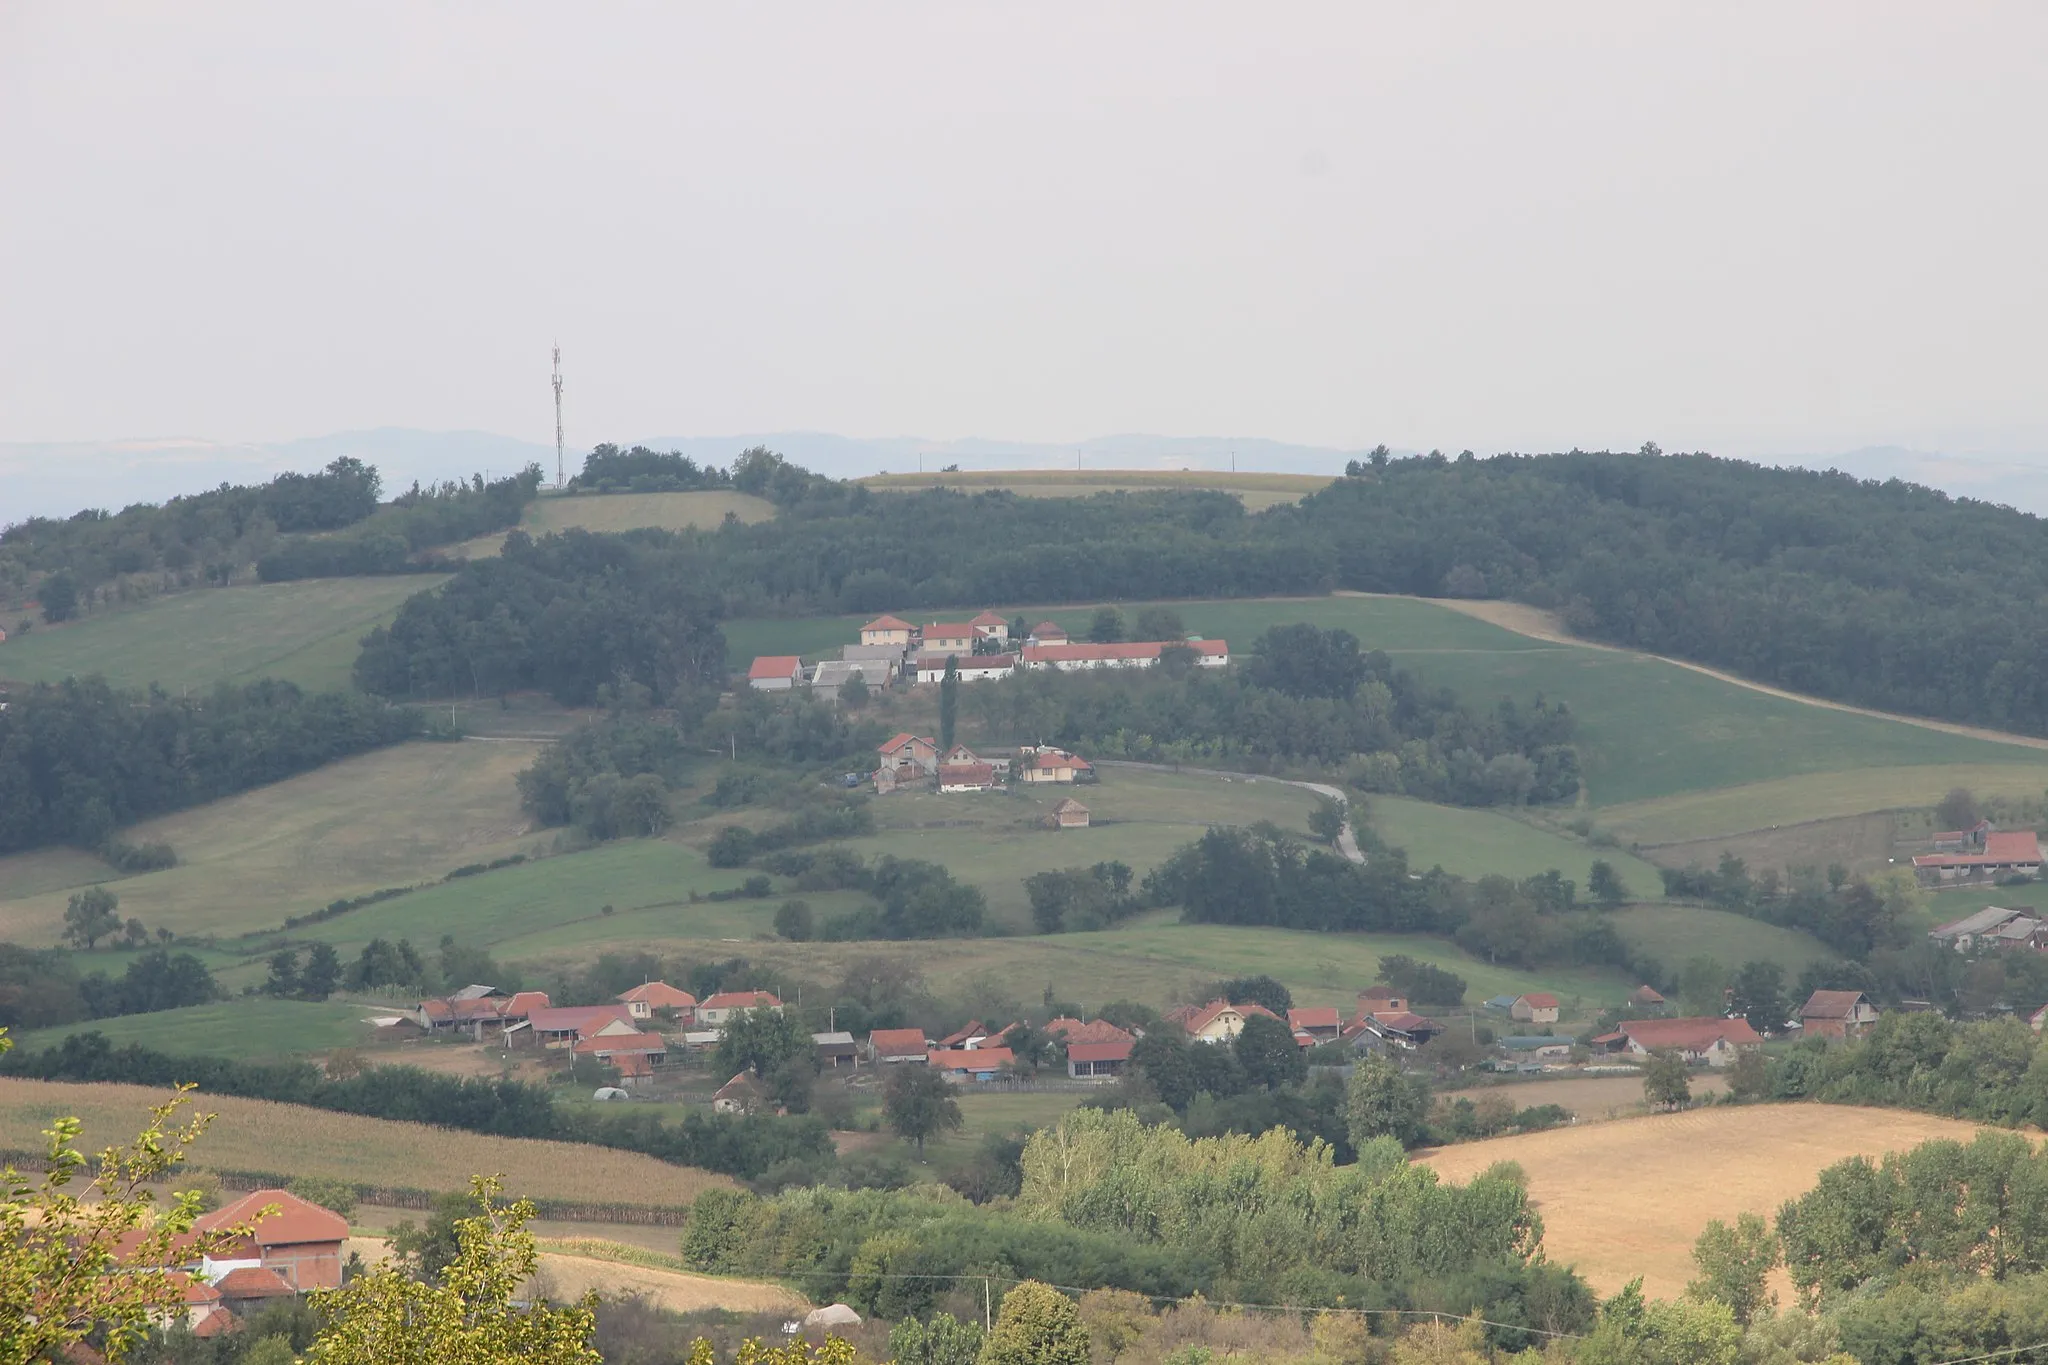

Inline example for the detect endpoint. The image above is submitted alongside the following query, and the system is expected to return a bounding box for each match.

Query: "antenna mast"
[551,344,566,488]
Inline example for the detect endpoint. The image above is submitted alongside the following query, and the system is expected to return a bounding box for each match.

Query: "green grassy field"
[859,469,1333,513]
[1594,764,2048,845]
[0,740,541,944]
[0,576,438,694]
[1366,796,1666,897]
[448,490,777,557]
[8,999,380,1060]
[727,594,2040,810]
[1609,904,1835,979]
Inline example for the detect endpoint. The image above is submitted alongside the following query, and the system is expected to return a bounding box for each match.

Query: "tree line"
[0,676,428,855]
[254,466,543,581]
[0,1032,833,1181]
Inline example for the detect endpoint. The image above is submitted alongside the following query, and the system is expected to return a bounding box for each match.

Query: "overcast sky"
[3,3,2045,462]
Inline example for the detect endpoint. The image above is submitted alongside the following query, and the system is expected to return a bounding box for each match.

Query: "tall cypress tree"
[940,656,959,750]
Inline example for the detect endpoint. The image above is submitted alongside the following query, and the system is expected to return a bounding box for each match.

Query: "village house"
[813,1030,860,1068]
[1167,999,1282,1044]
[746,655,805,691]
[573,1029,668,1076]
[935,1019,990,1050]
[1927,904,2045,952]
[522,1004,636,1050]
[928,1047,1014,1082]
[1287,1006,1343,1043]
[859,615,916,648]
[1018,746,1094,784]
[1510,993,1561,1025]
[1594,1016,1764,1067]
[938,760,999,792]
[970,610,1010,641]
[869,1027,930,1064]
[1028,621,1069,645]
[921,622,978,655]
[877,733,940,775]
[1052,797,1090,829]
[712,1071,765,1114]
[1357,986,1409,1015]
[697,990,784,1027]
[157,1275,224,1335]
[1045,1017,1136,1050]
[215,1266,298,1316]
[1799,989,1881,1040]
[915,653,1017,683]
[416,985,552,1036]
[617,981,696,1023]
[1066,1040,1133,1079]
[1912,828,2044,886]
[1019,639,1230,672]
[194,1189,351,1291]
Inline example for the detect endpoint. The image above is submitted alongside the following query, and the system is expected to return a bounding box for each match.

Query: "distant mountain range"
[6,428,2047,522]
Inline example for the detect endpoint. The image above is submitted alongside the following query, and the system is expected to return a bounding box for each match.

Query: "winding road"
[1094,759,1364,863]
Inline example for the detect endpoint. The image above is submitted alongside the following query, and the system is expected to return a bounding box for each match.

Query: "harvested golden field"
[535,1248,810,1314]
[1443,1073,1727,1121]
[1419,1103,2000,1299]
[0,1079,733,1208]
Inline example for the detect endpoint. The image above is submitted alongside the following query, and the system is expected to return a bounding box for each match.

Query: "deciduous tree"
[979,1280,1089,1365]
[62,886,122,949]
[1686,1211,1779,1324]
[885,1063,963,1156]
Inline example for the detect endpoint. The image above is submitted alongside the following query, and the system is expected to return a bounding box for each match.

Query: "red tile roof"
[1628,985,1666,1004]
[1371,1010,1439,1034]
[701,990,782,1011]
[199,1189,349,1247]
[878,732,936,755]
[1031,621,1067,637]
[213,1265,296,1299]
[502,990,551,1018]
[747,655,803,680]
[1022,640,1228,664]
[619,981,697,1010]
[969,611,1007,627]
[928,1047,1014,1071]
[862,615,915,632]
[1287,1006,1342,1031]
[1045,1017,1134,1046]
[1620,1017,1764,1051]
[1914,830,2044,867]
[527,1005,636,1036]
[1173,999,1279,1035]
[869,1027,928,1057]
[1799,990,1870,1020]
[938,762,997,785]
[1066,1040,1133,1064]
[1516,993,1560,1009]
[174,1273,222,1306]
[923,623,976,636]
[191,1307,237,1339]
[935,1020,986,1048]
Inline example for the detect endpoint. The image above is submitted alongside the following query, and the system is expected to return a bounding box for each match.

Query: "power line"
[1927,1345,2048,1365]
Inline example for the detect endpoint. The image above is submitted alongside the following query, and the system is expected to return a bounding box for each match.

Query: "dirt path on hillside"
[1348,592,2048,754]
[1094,761,1363,863]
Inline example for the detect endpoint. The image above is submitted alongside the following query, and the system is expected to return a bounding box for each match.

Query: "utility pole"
[552,344,566,489]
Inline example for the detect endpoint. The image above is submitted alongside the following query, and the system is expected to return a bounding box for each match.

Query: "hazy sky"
[4,3,2045,460]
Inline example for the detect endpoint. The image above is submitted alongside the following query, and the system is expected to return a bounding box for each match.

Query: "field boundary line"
[1351,591,2048,754]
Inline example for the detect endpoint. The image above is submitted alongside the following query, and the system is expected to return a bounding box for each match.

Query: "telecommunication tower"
[551,344,566,488]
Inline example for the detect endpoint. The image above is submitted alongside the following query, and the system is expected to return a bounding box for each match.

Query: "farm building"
[713,1071,765,1114]
[522,1004,636,1049]
[193,1189,350,1291]
[859,615,915,648]
[915,653,1017,683]
[617,981,696,1022]
[1799,989,1880,1040]
[935,1019,991,1049]
[746,655,804,691]
[929,1047,1014,1082]
[813,1031,860,1068]
[1357,986,1409,1015]
[1926,904,2045,951]
[1595,1016,1763,1067]
[697,990,783,1026]
[573,1029,668,1074]
[1287,1006,1343,1042]
[938,761,999,792]
[1912,829,2043,886]
[1501,1036,1574,1062]
[1626,985,1669,1014]
[812,658,895,692]
[1066,1039,1133,1080]
[1510,993,1561,1025]
[1358,1010,1446,1049]
[1052,797,1090,828]
[869,1027,930,1064]
[1020,639,1229,672]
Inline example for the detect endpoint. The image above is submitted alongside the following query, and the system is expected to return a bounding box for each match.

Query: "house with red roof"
[1360,1010,1446,1049]
[1044,1017,1135,1048]
[928,1047,1014,1081]
[573,1029,668,1073]
[1510,993,1561,1025]
[869,1027,930,1064]
[1595,1016,1764,1067]
[860,615,916,648]
[1017,747,1094,785]
[214,1265,297,1314]
[196,1189,351,1291]
[154,1275,223,1333]
[921,623,978,656]
[1286,1006,1343,1043]
[519,1004,636,1049]
[1029,621,1068,645]
[746,655,805,691]
[1798,989,1880,1040]
[969,610,1010,641]
[1912,829,2044,886]
[618,981,697,1023]
[1066,1039,1134,1080]
[934,1020,989,1050]
[1166,999,1282,1044]
[1626,985,1669,1015]
[713,1071,765,1114]
[697,990,784,1027]
[877,733,939,775]
[938,761,999,792]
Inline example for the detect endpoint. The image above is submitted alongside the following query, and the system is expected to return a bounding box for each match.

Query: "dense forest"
[0,677,427,854]
[351,445,2048,737]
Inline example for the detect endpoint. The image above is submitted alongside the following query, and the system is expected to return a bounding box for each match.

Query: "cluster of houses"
[871,732,1093,823]
[141,1189,350,1339]
[1911,821,2043,887]
[746,610,1229,694]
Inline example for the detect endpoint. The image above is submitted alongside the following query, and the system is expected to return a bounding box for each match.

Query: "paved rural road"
[1094,759,1364,864]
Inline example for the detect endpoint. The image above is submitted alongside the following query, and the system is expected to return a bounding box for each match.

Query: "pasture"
[1365,796,1666,897]
[0,575,437,694]
[1609,904,1835,978]
[0,740,540,945]
[859,468,1333,512]
[9,999,380,1060]
[1419,1103,1998,1298]
[0,1077,736,1206]
[1595,763,2048,846]
[447,489,777,557]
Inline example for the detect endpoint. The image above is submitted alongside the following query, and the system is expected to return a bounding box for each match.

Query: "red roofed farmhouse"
[869,1027,929,1063]
[697,990,783,1026]
[860,615,915,647]
[197,1189,350,1290]
[1602,1016,1763,1067]
[1510,993,1560,1025]
[1799,989,1880,1040]
[618,981,696,1022]
[746,655,804,691]
[1020,639,1228,672]
[1912,828,2043,886]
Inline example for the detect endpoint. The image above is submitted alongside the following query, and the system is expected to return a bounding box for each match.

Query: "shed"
[1052,798,1090,829]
